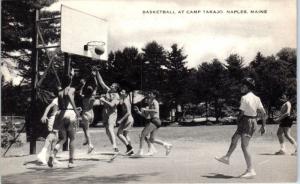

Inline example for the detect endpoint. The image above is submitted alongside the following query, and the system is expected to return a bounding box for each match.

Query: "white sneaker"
[215,156,230,165]
[239,169,256,178]
[135,149,144,157]
[68,162,76,168]
[37,152,47,165]
[53,158,62,165]
[87,146,94,154]
[144,146,158,156]
[144,150,158,156]
[164,144,173,156]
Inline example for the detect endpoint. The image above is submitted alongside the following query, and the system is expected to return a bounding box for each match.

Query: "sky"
[47,0,296,68]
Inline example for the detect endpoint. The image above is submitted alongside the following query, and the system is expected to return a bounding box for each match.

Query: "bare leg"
[215,132,240,165]
[149,126,172,155]
[106,123,117,149]
[53,130,67,157]
[283,127,297,151]
[144,136,153,150]
[241,134,252,171]
[277,127,285,151]
[82,120,93,147]
[123,131,131,145]
[37,132,57,164]
[149,125,167,146]
[138,123,155,154]
[82,124,88,144]
[117,127,129,146]
[226,133,241,158]
[68,127,76,163]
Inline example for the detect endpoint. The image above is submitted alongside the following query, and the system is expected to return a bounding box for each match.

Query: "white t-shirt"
[239,92,264,117]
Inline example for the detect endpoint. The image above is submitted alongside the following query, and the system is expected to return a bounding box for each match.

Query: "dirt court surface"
[0,124,298,183]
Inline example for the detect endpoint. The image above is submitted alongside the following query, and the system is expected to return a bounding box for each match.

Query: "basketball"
[94,45,105,55]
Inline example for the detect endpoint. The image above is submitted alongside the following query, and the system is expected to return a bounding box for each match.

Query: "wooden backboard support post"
[29,9,39,154]
[62,53,71,151]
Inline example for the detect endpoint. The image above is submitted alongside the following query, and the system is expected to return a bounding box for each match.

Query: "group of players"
[36,68,172,168]
[36,69,296,178]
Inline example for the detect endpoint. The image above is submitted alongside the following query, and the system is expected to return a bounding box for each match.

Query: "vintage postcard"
[1,0,297,183]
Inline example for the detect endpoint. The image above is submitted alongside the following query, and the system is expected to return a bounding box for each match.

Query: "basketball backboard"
[60,5,108,60]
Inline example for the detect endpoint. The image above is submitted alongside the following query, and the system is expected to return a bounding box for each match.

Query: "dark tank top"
[58,87,72,110]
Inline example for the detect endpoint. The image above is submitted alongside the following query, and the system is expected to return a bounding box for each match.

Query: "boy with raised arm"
[94,69,120,152]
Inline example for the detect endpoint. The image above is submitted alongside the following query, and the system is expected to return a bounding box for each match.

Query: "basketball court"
[0,125,297,183]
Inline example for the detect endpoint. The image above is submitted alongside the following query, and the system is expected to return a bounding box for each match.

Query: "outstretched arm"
[94,70,110,91]
[275,103,291,122]
[68,88,81,117]
[41,102,56,123]
[100,96,118,108]
[92,76,98,95]
[79,79,86,98]
[133,106,143,117]
[143,100,159,113]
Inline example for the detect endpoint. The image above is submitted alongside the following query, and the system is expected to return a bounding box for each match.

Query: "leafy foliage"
[1,1,297,122]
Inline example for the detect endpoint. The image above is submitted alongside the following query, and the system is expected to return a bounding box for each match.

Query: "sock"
[69,158,73,163]
[280,143,285,150]
[41,147,47,154]
[292,143,297,150]
[53,148,58,157]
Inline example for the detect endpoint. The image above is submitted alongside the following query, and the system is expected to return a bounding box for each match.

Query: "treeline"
[1,1,296,120]
[3,41,296,121]
[88,43,296,121]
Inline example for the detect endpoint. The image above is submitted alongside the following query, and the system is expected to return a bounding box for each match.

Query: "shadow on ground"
[2,154,30,158]
[259,153,290,156]
[202,173,236,179]
[3,163,160,184]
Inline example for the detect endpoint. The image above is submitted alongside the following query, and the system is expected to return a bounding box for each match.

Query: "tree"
[107,47,143,91]
[276,48,296,100]
[165,44,189,106]
[141,41,167,91]
[249,55,289,117]
[225,54,245,108]
[276,48,296,72]
[1,0,59,116]
[196,59,228,121]
[2,0,60,83]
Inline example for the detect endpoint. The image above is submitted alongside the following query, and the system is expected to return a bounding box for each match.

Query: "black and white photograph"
[0,0,297,183]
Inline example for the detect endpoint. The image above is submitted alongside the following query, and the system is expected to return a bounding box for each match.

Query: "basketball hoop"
[83,41,105,60]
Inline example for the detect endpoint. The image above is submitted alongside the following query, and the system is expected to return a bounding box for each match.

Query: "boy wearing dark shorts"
[215,78,267,178]
[134,90,172,156]
[274,94,297,155]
